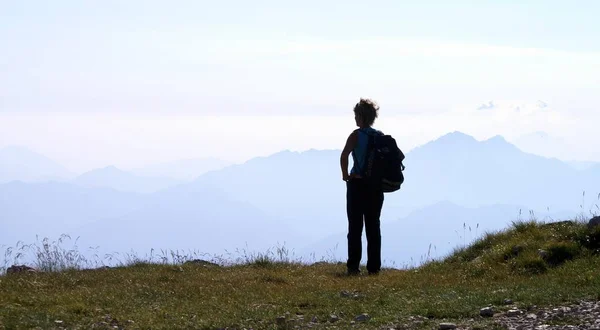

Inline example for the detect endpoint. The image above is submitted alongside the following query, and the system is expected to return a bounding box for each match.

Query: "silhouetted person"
[340,98,385,275]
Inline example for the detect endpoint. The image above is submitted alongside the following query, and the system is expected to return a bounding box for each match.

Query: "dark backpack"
[356,128,406,193]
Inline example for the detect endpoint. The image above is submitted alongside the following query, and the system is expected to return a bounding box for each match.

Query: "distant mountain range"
[0,181,147,245]
[71,182,305,258]
[401,131,600,212]
[73,166,183,193]
[0,146,75,183]
[0,146,232,193]
[131,158,233,181]
[192,131,599,234]
[2,131,599,266]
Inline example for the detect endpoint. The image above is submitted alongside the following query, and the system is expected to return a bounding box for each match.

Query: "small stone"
[439,323,457,330]
[276,316,286,325]
[54,320,63,324]
[504,299,513,305]
[526,313,538,320]
[538,249,548,259]
[480,307,494,317]
[329,314,339,323]
[355,313,370,322]
[507,309,522,317]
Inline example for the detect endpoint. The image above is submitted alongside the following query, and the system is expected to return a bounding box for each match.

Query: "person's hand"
[342,173,351,182]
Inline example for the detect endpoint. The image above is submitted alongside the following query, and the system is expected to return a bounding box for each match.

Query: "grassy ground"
[1,219,600,329]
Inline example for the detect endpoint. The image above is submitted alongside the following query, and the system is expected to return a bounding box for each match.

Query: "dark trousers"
[346,178,384,273]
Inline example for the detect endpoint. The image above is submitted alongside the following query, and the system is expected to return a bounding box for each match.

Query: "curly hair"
[353,98,380,126]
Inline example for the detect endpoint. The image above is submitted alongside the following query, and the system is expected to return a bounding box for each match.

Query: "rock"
[354,313,370,322]
[526,313,538,320]
[504,299,514,305]
[340,290,363,299]
[6,265,37,274]
[439,323,457,330]
[538,249,548,259]
[276,316,286,325]
[480,307,494,317]
[506,309,522,317]
[329,314,339,323]
[588,216,600,229]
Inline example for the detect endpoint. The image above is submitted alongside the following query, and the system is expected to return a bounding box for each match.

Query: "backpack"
[356,128,406,193]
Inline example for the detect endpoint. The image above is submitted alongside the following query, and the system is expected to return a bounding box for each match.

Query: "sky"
[1,1,599,172]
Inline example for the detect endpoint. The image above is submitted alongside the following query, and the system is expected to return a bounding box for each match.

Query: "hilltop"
[1,218,600,329]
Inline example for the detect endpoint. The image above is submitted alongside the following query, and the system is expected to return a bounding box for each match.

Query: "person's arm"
[340,130,358,181]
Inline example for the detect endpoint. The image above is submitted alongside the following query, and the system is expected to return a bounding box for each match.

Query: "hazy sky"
[1,1,599,172]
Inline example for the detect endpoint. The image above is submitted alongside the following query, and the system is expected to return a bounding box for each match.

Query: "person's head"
[353,98,379,128]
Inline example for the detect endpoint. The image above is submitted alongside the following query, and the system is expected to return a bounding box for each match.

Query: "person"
[340,98,385,276]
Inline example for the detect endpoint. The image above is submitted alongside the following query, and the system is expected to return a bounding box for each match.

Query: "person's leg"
[346,179,365,274]
[364,186,384,274]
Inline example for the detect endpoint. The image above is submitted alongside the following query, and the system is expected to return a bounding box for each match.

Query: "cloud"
[477,101,495,111]
[467,100,553,116]
[536,100,548,108]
